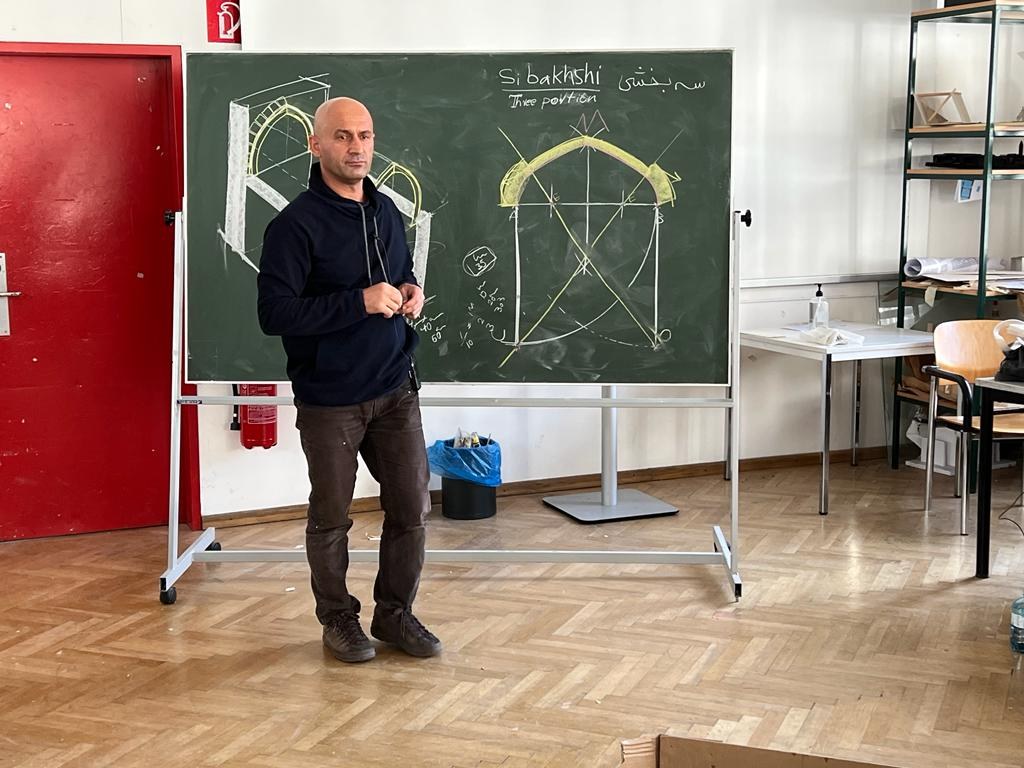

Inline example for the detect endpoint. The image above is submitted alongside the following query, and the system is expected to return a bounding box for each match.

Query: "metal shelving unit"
[891,1,1024,466]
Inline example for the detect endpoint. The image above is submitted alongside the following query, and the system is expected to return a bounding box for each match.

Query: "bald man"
[257,97,439,663]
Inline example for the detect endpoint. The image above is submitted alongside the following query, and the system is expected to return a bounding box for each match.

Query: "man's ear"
[308,134,320,157]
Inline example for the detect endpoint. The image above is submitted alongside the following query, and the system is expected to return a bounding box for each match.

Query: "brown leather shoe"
[323,613,375,663]
[370,610,442,658]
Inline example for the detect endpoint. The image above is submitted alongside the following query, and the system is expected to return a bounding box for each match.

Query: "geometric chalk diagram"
[488,110,682,368]
[216,75,434,289]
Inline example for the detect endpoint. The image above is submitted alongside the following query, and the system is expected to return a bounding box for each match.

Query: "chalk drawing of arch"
[247,100,314,175]
[217,76,434,289]
[373,157,432,286]
[499,135,677,208]
[495,124,679,368]
[220,77,330,267]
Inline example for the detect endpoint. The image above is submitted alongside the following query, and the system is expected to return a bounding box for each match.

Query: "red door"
[0,46,184,540]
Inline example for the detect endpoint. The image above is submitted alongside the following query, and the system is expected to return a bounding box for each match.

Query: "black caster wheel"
[160,587,177,605]
[206,541,222,551]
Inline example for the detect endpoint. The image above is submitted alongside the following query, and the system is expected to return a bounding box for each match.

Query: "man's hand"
[363,282,403,318]
[398,283,424,319]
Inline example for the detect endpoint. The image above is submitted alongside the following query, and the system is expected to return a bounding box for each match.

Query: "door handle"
[0,253,16,336]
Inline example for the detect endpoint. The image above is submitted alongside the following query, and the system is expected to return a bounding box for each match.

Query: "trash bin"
[427,436,501,520]
[440,476,497,520]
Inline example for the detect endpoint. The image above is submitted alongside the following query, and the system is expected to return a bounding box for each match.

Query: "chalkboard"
[185,51,732,384]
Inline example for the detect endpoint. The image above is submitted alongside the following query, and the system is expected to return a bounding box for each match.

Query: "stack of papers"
[919,269,1024,284]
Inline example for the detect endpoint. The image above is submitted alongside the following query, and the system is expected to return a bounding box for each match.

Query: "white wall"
[5,1,958,516]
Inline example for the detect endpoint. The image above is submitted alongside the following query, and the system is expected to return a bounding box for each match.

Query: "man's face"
[309,101,374,187]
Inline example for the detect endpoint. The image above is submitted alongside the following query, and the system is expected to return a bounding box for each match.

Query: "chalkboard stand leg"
[158,211,217,603]
[724,408,732,480]
[542,392,679,524]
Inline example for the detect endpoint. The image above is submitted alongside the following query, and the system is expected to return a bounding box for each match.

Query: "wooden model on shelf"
[914,89,971,126]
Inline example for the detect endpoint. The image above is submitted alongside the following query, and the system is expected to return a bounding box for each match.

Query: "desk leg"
[976,386,994,578]
[925,376,937,513]
[890,367,902,470]
[820,354,832,515]
[851,360,862,467]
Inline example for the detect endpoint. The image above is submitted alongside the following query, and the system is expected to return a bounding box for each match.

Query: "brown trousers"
[296,385,430,624]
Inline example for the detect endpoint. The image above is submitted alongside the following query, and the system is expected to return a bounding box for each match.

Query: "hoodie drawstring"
[359,205,373,284]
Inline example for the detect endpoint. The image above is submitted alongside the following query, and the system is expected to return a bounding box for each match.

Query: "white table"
[741,322,935,515]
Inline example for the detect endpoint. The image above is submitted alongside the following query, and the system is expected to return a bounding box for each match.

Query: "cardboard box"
[619,735,898,768]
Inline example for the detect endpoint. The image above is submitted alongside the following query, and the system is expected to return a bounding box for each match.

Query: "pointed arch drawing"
[499,135,677,208]
[493,123,680,368]
[247,100,315,175]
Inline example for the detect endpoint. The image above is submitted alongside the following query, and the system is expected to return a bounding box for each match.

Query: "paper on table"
[781,320,863,332]
[798,326,866,346]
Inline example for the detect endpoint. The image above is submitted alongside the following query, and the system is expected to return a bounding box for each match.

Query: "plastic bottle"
[1011,595,1024,653]
[809,283,829,328]
[1009,596,1024,714]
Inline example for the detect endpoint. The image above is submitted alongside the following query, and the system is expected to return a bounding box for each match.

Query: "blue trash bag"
[427,438,501,487]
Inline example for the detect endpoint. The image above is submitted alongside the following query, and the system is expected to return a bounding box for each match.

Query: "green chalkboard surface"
[186,51,732,384]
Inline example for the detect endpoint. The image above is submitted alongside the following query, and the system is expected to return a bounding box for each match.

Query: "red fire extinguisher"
[236,383,278,449]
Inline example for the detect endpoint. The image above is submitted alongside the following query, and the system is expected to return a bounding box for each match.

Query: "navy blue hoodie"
[257,162,419,406]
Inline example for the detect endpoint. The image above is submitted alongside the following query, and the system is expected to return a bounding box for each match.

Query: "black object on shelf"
[441,477,497,520]
[926,143,1024,170]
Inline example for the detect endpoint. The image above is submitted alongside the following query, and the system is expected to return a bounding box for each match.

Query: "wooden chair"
[923,319,1024,534]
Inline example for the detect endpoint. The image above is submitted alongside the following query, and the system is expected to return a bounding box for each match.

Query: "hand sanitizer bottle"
[809,283,829,328]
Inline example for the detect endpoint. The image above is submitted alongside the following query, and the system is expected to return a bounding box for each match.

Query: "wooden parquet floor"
[5,460,1024,767]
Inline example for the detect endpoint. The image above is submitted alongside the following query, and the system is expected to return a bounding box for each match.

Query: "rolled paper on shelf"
[904,256,982,278]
